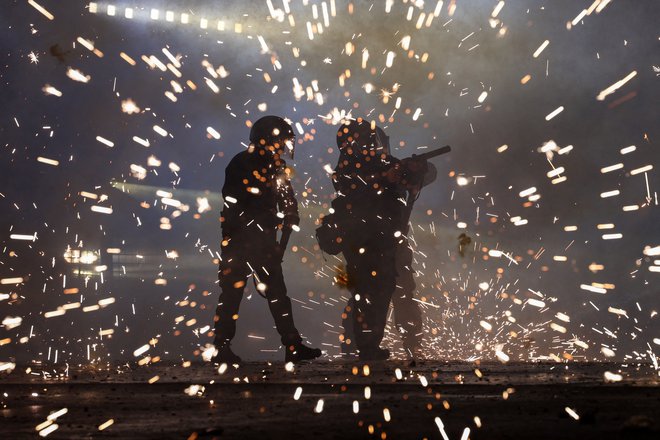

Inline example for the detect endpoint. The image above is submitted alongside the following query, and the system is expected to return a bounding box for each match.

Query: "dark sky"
[0,0,658,364]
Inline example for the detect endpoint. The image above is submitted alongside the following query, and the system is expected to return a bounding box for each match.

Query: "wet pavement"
[1,361,659,439]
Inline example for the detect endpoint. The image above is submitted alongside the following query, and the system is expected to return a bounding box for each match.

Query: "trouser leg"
[341,297,356,352]
[392,242,422,351]
[349,246,396,353]
[257,250,302,347]
[214,254,250,347]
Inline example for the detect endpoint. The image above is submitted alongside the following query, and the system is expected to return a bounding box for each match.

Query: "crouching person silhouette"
[212,116,322,364]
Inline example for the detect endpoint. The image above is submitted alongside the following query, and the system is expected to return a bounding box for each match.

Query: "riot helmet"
[249,115,296,158]
[336,117,380,152]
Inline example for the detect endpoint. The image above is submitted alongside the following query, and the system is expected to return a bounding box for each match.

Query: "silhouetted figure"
[212,116,321,364]
[330,118,405,360]
[338,126,437,358]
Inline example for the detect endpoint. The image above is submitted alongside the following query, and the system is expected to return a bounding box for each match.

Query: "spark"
[532,40,549,58]
[28,0,54,20]
[565,407,580,420]
[66,68,91,83]
[98,419,114,431]
[596,71,637,101]
[545,106,564,121]
[121,99,140,114]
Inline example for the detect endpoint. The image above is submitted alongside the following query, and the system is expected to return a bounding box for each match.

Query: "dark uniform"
[213,116,321,364]
[332,119,404,360]
[339,125,436,358]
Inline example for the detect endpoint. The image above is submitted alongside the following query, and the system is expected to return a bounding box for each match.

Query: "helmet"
[336,117,379,151]
[249,115,296,157]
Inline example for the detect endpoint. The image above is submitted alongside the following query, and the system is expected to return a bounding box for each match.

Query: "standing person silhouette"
[339,125,437,359]
[330,118,405,360]
[212,116,322,364]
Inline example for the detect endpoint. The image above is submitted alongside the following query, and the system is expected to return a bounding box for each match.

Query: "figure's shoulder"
[226,150,252,169]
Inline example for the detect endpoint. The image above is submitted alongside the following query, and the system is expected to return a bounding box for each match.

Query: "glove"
[283,213,300,229]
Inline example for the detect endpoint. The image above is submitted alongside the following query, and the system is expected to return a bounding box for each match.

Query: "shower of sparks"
[1,0,658,437]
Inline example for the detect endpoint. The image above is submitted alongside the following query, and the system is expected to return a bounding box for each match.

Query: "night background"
[1,0,658,367]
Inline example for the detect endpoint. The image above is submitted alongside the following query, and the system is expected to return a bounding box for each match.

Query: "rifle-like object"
[409,145,451,161]
[400,145,451,234]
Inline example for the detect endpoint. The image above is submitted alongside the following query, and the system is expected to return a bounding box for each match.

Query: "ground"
[1,361,659,439]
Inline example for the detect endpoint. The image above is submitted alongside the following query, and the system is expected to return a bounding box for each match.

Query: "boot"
[212,344,242,364]
[359,347,390,361]
[285,343,322,363]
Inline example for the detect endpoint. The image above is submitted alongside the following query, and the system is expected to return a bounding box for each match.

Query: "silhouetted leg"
[340,297,356,353]
[257,249,302,347]
[350,244,396,353]
[214,247,251,347]
[392,242,422,352]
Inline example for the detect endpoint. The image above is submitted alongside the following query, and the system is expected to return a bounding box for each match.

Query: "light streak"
[580,284,606,294]
[596,71,637,101]
[47,408,68,421]
[90,206,113,214]
[28,0,54,20]
[545,106,564,121]
[492,1,505,18]
[519,187,536,198]
[133,136,150,147]
[600,190,619,198]
[10,234,36,241]
[207,127,221,139]
[1,277,24,285]
[42,85,62,97]
[38,424,58,437]
[571,9,588,26]
[630,165,652,175]
[386,51,395,68]
[133,344,149,357]
[533,40,549,58]
[601,163,623,173]
[546,167,564,178]
[435,417,450,440]
[66,68,91,83]
[96,136,114,147]
[565,407,580,420]
[433,1,444,17]
[527,298,546,308]
[98,419,114,431]
[44,309,66,318]
[153,125,168,137]
[603,371,622,382]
